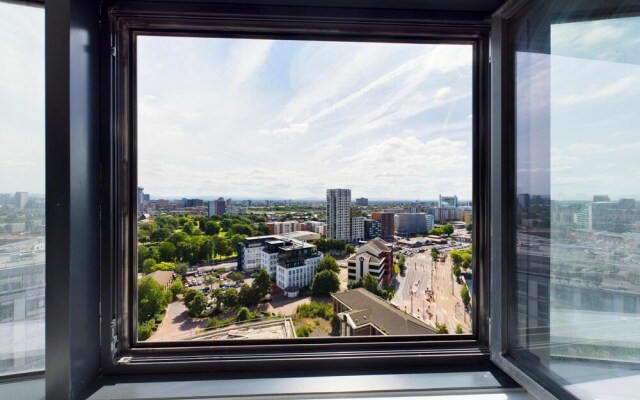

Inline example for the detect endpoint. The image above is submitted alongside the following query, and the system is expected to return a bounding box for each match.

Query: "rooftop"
[333,288,435,336]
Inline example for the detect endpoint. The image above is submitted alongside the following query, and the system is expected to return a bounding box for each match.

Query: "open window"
[102,1,491,373]
[491,0,640,399]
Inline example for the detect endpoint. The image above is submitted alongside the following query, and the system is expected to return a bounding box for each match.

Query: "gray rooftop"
[333,288,435,336]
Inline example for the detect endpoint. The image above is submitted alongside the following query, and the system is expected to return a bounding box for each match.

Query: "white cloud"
[226,39,274,89]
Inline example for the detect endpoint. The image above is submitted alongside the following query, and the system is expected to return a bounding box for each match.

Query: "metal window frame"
[100,1,493,375]
[489,1,640,399]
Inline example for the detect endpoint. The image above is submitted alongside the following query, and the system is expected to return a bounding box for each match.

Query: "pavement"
[391,248,472,333]
[148,299,208,341]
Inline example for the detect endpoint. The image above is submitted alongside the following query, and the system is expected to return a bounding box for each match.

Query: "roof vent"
[363,316,367,320]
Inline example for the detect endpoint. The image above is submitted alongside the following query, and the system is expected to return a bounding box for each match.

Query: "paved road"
[148,299,208,341]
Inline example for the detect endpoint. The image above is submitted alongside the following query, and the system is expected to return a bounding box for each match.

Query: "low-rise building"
[147,270,175,290]
[332,288,435,336]
[347,237,393,286]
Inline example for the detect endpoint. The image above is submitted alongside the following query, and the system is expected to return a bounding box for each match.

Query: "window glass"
[0,2,45,375]
[512,1,640,398]
[136,37,473,341]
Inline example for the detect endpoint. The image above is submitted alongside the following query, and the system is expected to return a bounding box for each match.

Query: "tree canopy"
[316,255,340,273]
[311,270,341,295]
[138,276,169,323]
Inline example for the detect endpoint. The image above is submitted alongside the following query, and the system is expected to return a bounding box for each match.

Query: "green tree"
[430,247,440,262]
[312,270,341,295]
[228,223,254,236]
[465,223,472,232]
[142,258,157,274]
[185,291,208,317]
[157,241,177,262]
[460,284,471,307]
[452,264,462,280]
[169,278,183,300]
[182,221,195,235]
[455,324,464,334]
[150,227,171,242]
[317,255,340,273]
[435,323,449,334]
[442,224,454,235]
[138,276,169,323]
[236,307,251,322]
[256,222,269,235]
[238,284,260,307]
[152,261,176,271]
[137,244,155,270]
[252,269,272,300]
[223,288,239,309]
[204,274,217,290]
[167,231,189,245]
[228,272,244,282]
[348,274,383,297]
[204,221,220,235]
[345,244,356,254]
[174,262,188,276]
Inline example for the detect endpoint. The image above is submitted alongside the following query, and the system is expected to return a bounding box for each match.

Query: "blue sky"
[137,38,473,200]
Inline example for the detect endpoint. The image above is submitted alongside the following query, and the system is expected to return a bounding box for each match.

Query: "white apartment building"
[276,253,321,292]
[351,216,366,243]
[327,188,351,241]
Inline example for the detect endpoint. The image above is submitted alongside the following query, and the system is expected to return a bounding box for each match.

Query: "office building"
[136,187,144,206]
[347,237,394,286]
[371,212,395,241]
[326,188,351,241]
[394,213,430,237]
[208,197,226,217]
[356,197,368,206]
[439,195,458,208]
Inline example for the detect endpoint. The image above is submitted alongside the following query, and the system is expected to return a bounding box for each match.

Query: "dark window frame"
[100,1,491,375]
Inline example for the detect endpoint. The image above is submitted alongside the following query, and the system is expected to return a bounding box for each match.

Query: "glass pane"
[136,37,473,341]
[0,2,45,375]
[511,1,640,398]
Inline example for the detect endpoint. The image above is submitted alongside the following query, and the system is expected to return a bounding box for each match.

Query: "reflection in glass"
[0,3,45,375]
[512,2,640,399]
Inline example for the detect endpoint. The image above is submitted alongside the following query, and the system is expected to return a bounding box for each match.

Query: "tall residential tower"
[326,188,351,241]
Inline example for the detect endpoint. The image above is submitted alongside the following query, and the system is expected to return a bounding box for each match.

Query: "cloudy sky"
[517,16,640,201]
[2,4,639,203]
[137,38,473,200]
[0,4,44,195]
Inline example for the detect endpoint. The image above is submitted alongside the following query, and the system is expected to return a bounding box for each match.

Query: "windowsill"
[79,365,531,400]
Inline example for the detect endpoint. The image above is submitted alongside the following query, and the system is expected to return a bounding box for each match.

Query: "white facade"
[351,216,366,243]
[14,192,28,209]
[242,245,264,271]
[276,255,321,290]
[327,188,351,241]
[261,251,279,277]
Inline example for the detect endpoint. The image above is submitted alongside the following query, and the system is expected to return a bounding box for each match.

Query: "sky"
[516,16,640,201]
[137,38,473,200]
[0,4,44,195]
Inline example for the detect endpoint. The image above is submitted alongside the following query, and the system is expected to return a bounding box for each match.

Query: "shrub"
[296,325,312,337]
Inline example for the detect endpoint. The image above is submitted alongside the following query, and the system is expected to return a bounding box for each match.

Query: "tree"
[169,278,183,300]
[157,241,177,262]
[137,244,155,270]
[435,323,449,334]
[460,284,471,307]
[452,265,462,280]
[348,274,383,298]
[204,221,220,235]
[229,223,254,236]
[465,223,472,232]
[238,284,260,307]
[174,262,188,277]
[152,261,176,271]
[397,253,406,275]
[186,291,208,317]
[167,231,189,245]
[455,324,463,334]
[236,307,251,322]
[345,244,356,254]
[223,288,239,309]
[311,270,341,295]
[442,224,454,235]
[430,247,440,262]
[142,258,157,274]
[150,227,171,242]
[256,222,269,235]
[317,255,340,273]
[211,235,231,260]
[252,269,272,300]
[138,276,169,323]
[228,272,244,282]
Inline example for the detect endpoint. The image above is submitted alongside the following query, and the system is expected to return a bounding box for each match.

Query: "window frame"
[490,1,640,399]
[100,1,492,375]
